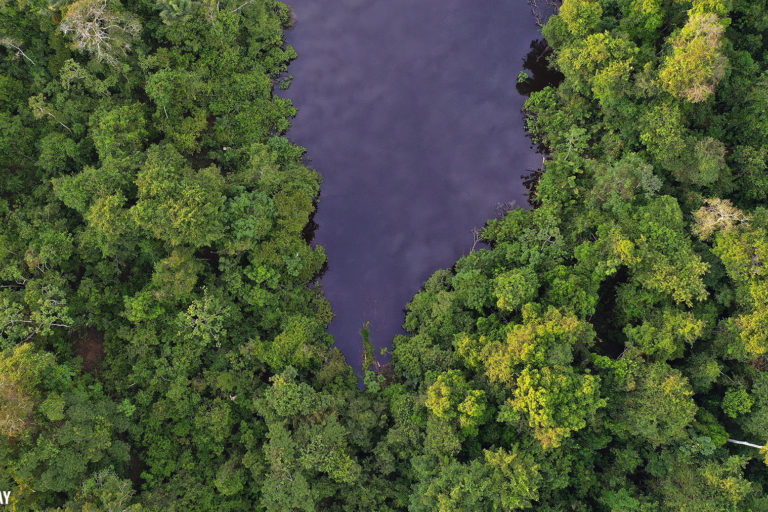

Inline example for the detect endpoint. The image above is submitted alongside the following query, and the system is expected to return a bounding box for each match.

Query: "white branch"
[231,0,255,13]
[727,439,765,450]
[470,227,481,252]
[0,38,37,66]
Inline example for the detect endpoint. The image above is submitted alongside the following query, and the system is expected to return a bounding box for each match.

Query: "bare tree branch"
[527,0,561,26]
[59,0,141,66]
[728,439,765,450]
[470,227,482,252]
[231,0,255,13]
[0,38,35,65]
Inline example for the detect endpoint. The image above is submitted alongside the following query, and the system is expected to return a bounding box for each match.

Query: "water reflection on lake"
[281,1,545,372]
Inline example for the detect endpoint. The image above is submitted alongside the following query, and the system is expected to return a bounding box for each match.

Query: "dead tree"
[59,0,141,66]
[527,0,562,26]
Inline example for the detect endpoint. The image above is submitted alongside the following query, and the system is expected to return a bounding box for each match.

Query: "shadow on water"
[301,198,320,244]
[516,39,564,97]
[515,39,564,207]
[522,167,544,208]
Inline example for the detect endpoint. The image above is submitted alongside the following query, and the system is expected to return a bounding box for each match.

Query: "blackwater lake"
[281,0,545,372]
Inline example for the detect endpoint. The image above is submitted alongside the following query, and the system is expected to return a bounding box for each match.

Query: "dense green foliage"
[379,0,768,509]
[0,1,383,510]
[3,0,768,510]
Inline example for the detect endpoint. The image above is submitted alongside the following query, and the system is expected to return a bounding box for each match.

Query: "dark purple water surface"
[281,1,543,371]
